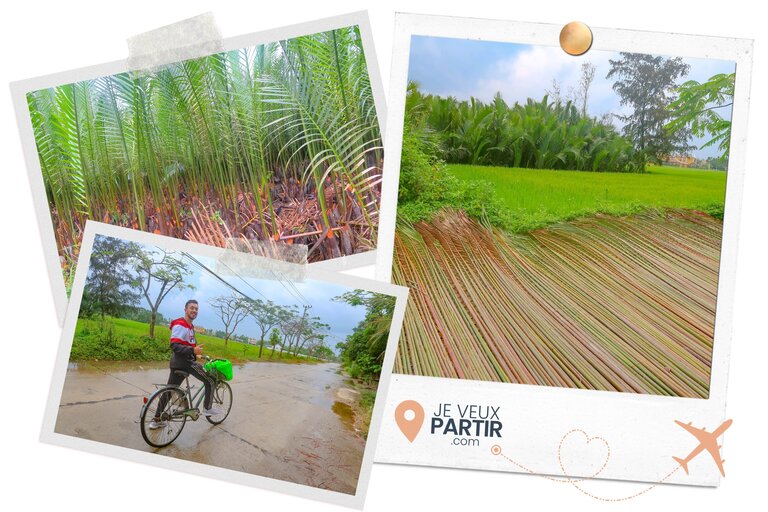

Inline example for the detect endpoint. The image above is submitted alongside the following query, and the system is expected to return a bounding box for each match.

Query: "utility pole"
[295,304,311,358]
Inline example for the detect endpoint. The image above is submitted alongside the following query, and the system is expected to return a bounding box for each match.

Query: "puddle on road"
[332,401,355,432]
[58,359,362,494]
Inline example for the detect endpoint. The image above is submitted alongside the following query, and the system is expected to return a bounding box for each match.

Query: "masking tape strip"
[215,239,308,282]
[126,12,223,72]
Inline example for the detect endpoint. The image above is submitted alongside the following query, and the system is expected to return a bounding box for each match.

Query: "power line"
[214,257,273,303]
[267,268,308,306]
[219,258,310,308]
[181,252,263,305]
[182,252,310,309]
[286,276,310,304]
[270,268,310,306]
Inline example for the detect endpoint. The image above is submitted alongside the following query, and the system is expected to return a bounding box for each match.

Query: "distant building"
[194,326,207,334]
[662,154,696,167]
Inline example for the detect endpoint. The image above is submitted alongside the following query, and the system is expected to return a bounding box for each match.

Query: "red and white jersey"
[170,318,196,347]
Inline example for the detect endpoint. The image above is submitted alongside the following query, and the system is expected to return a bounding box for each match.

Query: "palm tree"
[27,26,383,291]
[405,83,643,173]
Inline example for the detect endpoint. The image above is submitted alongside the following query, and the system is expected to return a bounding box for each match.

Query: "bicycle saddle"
[173,370,190,378]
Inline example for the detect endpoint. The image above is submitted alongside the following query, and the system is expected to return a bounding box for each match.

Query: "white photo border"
[373,13,752,487]
[11,10,388,326]
[41,221,408,509]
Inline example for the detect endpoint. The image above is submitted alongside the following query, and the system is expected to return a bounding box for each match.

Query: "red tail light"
[143,397,148,404]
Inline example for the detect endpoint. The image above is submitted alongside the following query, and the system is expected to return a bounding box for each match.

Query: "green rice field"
[448,164,726,232]
[72,317,313,363]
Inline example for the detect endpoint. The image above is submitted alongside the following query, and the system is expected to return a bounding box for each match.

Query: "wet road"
[54,361,365,494]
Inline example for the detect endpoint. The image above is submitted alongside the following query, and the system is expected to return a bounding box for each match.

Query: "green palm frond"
[27,25,382,282]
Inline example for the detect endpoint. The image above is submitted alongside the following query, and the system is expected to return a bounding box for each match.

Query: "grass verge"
[72,317,319,364]
[446,164,726,232]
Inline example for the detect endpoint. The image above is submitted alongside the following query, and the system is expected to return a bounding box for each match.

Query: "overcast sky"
[408,36,736,159]
[118,242,375,350]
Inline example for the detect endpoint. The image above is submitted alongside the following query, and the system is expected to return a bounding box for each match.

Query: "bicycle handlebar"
[200,354,224,364]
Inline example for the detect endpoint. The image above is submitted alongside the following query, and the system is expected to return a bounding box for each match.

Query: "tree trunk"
[258,339,264,358]
[149,310,157,338]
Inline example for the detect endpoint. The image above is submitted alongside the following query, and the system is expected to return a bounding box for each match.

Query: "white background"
[1,1,764,510]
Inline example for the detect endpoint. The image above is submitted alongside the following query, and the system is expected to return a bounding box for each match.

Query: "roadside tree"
[82,236,142,319]
[209,295,249,346]
[666,72,735,161]
[247,299,284,358]
[607,52,692,162]
[134,249,194,338]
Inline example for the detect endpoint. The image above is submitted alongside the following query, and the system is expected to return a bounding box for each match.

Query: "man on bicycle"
[149,299,221,429]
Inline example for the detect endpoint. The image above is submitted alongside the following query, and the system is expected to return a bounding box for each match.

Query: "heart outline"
[557,429,611,480]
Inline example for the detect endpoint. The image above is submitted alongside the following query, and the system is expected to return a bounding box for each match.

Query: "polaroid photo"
[41,221,407,508]
[11,11,387,325]
[374,13,752,488]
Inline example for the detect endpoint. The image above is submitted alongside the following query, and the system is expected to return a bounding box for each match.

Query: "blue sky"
[97,240,378,351]
[408,36,736,159]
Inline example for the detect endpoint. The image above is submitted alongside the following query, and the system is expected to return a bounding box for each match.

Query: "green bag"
[205,359,233,381]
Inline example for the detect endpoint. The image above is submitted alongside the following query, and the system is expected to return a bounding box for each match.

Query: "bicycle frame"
[140,374,213,423]
[182,376,208,413]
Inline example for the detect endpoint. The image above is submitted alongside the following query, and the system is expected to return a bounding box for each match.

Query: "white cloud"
[473,46,576,103]
[472,47,622,118]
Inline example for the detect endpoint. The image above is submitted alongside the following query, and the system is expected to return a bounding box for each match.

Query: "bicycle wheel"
[140,387,188,448]
[205,381,233,425]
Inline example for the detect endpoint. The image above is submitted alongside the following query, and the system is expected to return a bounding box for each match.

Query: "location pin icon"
[395,400,425,442]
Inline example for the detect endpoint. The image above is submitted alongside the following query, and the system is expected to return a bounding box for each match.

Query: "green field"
[447,164,726,233]
[72,317,317,364]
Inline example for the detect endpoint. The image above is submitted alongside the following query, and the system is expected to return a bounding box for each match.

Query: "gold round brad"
[559,21,593,56]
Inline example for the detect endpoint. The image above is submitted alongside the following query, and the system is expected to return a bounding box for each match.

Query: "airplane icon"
[673,419,733,477]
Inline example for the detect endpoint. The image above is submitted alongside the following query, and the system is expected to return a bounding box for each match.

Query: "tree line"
[406,85,644,173]
[82,235,333,360]
[207,295,331,360]
[405,51,734,173]
[333,290,396,382]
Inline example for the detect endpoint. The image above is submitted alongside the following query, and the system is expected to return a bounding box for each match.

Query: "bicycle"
[139,356,233,448]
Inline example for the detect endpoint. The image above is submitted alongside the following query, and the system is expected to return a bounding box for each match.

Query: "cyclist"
[149,299,221,429]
